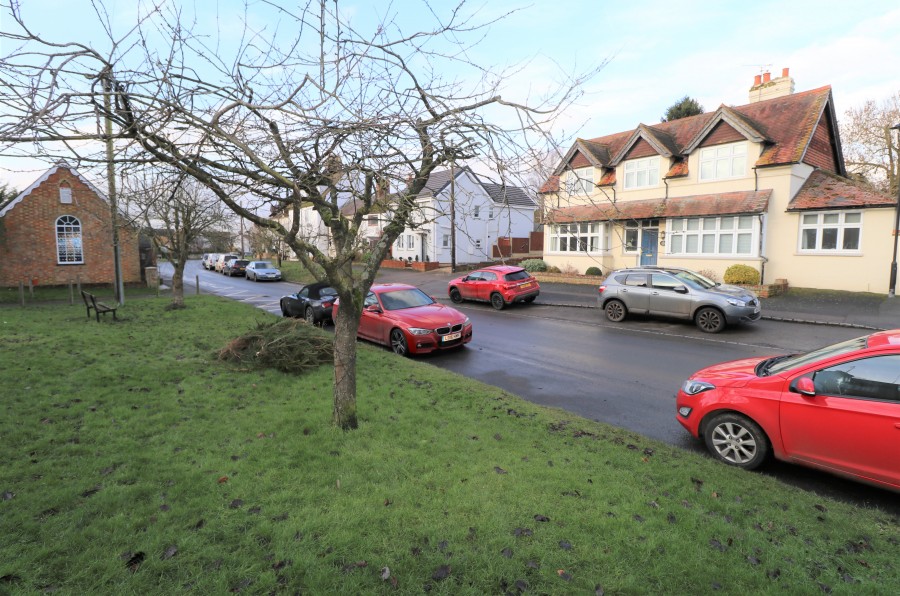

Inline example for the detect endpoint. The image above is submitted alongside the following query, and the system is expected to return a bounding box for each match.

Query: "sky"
[1,0,899,191]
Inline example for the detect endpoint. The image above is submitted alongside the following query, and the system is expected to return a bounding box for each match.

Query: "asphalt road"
[166,261,898,513]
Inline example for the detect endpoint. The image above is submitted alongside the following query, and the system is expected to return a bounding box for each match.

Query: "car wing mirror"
[365,305,382,314]
[792,376,816,397]
[461,275,470,281]
[673,285,688,293]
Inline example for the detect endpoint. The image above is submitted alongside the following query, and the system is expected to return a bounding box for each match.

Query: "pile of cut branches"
[218,318,333,374]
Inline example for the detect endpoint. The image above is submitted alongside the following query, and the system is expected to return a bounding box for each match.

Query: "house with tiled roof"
[540,69,897,293]
[0,163,144,288]
[391,166,536,265]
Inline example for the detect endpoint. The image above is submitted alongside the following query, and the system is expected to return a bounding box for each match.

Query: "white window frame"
[56,215,84,264]
[622,220,659,254]
[565,166,594,196]
[406,234,414,248]
[666,215,758,257]
[397,235,404,249]
[798,211,862,254]
[442,234,450,248]
[548,222,607,254]
[472,205,480,219]
[699,142,747,181]
[623,157,659,190]
[488,205,495,220]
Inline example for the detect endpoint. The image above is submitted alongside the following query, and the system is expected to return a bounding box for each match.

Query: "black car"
[223,259,249,277]
[280,282,338,325]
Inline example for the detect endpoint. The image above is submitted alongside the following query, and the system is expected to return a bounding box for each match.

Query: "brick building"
[0,163,143,287]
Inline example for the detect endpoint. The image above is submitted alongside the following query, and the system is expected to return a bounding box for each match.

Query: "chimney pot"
[782,67,790,78]
[753,74,762,86]
[763,71,771,83]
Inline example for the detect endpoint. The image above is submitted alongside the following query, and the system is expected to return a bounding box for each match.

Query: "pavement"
[371,266,900,331]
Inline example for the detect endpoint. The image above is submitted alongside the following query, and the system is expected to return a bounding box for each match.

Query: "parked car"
[676,329,900,492]
[203,253,220,270]
[216,254,240,273]
[448,265,539,310]
[281,282,338,325]
[223,259,249,277]
[597,266,761,333]
[246,260,282,282]
[335,283,472,356]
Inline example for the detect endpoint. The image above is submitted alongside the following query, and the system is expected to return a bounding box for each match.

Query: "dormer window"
[59,182,72,204]
[623,157,659,189]
[699,142,747,181]
[566,167,593,195]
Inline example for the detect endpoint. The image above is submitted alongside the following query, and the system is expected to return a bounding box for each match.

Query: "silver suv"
[597,266,761,333]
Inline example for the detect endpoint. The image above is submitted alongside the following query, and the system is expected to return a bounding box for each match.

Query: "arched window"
[56,215,83,263]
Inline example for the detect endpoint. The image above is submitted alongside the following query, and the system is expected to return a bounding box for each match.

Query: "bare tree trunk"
[170,260,186,309]
[332,302,360,429]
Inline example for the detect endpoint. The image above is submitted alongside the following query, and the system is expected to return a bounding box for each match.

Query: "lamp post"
[889,124,900,298]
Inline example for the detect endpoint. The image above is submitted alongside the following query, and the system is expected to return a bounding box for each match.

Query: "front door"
[640,229,658,266]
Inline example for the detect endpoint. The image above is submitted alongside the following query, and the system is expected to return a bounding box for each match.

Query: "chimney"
[749,66,795,103]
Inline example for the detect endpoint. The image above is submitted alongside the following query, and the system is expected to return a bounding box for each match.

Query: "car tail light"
[598,285,606,295]
[322,301,333,308]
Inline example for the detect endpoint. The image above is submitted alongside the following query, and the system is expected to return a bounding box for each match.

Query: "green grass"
[0,297,898,594]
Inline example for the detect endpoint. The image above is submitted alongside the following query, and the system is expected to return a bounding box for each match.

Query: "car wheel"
[695,307,725,333]
[449,287,463,304]
[703,413,770,470]
[390,328,409,356]
[604,299,626,323]
[281,303,289,317]
[305,307,316,326]
[490,292,505,310]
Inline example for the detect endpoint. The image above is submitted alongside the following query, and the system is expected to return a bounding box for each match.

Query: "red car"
[448,265,539,310]
[340,283,472,356]
[676,330,900,492]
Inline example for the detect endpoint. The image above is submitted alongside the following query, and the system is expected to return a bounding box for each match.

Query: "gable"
[568,152,592,169]
[802,113,839,172]
[698,121,746,147]
[622,138,658,160]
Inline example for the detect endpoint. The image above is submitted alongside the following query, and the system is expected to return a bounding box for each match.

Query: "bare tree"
[0,0,598,429]
[123,168,230,309]
[841,91,900,197]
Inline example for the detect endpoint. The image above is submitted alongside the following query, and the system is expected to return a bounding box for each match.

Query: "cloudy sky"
[2,0,899,190]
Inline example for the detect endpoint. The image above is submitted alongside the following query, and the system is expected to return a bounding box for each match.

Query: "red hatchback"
[448,265,539,310]
[676,330,900,492]
[347,283,472,356]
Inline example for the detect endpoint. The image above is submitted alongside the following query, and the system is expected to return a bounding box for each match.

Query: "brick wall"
[0,166,142,287]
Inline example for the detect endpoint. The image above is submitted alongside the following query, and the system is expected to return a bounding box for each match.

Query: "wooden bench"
[81,290,118,322]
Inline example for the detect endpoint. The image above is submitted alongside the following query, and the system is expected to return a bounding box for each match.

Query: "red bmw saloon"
[676,329,900,492]
[341,283,472,356]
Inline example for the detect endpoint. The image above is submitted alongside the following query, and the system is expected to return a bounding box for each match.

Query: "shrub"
[723,264,760,285]
[561,264,579,276]
[519,259,548,272]
[697,269,720,283]
[547,265,561,273]
[585,266,603,277]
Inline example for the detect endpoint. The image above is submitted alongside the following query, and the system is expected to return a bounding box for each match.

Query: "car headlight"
[681,380,715,395]
[463,317,470,326]
[726,298,747,307]
[407,327,431,335]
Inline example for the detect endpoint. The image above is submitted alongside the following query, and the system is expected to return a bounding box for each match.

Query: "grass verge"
[0,297,897,594]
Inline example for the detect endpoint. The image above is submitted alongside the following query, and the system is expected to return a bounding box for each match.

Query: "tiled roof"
[538,175,559,194]
[548,189,771,223]
[546,86,838,184]
[339,197,389,217]
[664,160,689,179]
[787,169,896,211]
[482,182,535,207]
[416,168,534,208]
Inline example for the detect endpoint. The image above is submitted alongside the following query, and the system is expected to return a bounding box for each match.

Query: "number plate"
[442,332,462,342]
[519,282,532,289]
